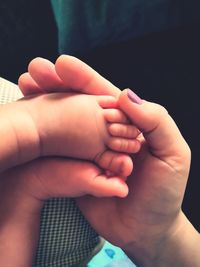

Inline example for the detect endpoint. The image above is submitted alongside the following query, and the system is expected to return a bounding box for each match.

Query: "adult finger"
[55,55,121,97]
[18,72,43,95]
[28,57,65,92]
[118,89,191,167]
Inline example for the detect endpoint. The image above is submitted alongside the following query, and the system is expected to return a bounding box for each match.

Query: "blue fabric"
[87,241,136,267]
[51,0,200,55]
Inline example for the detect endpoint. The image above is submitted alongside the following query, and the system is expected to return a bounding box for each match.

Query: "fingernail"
[127,89,142,104]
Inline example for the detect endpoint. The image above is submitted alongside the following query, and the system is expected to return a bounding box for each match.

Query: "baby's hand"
[0,154,129,266]
[1,157,129,203]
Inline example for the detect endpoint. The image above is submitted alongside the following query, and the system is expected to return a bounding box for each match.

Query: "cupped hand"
[18,55,192,265]
[76,89,191,265]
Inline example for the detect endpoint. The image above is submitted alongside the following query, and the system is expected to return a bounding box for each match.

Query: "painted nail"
[127,89,142,104]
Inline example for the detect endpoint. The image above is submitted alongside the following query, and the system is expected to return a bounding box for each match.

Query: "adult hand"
[77,89,193,266]
[18,55,199,266]
[18,55,120,97]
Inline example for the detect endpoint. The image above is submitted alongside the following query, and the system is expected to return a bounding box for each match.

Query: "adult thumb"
[118,89,190,164]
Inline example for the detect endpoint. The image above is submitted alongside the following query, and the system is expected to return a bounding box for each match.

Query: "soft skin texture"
[18,56,120,97]
[0,92,141,176]
[77,90,195,267]
[18,55,200,267]
[0,63,141,266]
[0,61,142,267]
[0,157,130,267]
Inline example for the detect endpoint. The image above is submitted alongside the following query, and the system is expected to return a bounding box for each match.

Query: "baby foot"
[94,98,141,177]
[24,92,139,178]
[18,57,141,178]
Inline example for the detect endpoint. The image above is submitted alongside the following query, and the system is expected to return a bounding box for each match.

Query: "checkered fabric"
[0,77,101,267]
[0,77,23,102]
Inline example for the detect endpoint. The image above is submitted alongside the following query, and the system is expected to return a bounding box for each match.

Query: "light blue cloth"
[51,0,200,55]
[105,259,135,267]
[87,241,136,267]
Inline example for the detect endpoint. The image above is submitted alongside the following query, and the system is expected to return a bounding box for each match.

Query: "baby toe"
[108,123,140,138]
[103,109,129,123]
[107,137,141,154]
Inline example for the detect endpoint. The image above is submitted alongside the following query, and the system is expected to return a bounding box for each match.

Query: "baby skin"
[0,79,140,202]
[26,91,140,173]
[18,58,140,174]
[1,89,139,267]
[0,67,140,267]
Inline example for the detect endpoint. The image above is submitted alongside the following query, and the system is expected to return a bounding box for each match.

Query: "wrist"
[154,212,200,267]
[123,212,200,267]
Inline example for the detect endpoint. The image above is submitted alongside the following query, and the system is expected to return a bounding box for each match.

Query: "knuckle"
[155,103,169,116]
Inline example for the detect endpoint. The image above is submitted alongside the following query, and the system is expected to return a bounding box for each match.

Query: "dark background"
[0,1,200,231]
[0,0,58,82]
[80,25,200,232]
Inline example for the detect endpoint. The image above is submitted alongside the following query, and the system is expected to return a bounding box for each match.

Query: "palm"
[18,56,191,253]
[77,139,189,248]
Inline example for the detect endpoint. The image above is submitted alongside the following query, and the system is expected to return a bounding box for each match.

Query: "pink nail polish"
[127,89,142,104]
